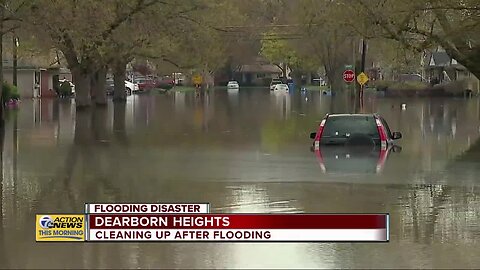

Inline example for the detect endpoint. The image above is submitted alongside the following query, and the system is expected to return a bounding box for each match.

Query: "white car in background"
[125,80,139,93]
[270,79,283,91]
[227,81,239,90]
[274,83,289,92]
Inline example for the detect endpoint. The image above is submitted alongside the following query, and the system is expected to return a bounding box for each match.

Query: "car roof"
[327,114,377,117]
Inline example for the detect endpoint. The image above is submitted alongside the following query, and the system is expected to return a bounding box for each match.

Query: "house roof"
[429,52,451,67]
[427,51,467,70]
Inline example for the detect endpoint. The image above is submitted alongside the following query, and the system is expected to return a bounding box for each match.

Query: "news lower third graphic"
[36,214,86,241]
[36,203,390,242]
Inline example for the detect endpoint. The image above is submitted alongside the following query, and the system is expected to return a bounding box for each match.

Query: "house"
[424,50,479,92]
[3,58,71,98]
[232,57,288,86]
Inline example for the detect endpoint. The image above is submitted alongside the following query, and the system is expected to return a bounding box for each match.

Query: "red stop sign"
[343,70,355,83]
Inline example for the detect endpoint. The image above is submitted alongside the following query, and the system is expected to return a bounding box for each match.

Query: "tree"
[26,0,165,108]
[0,0,31,119]
[344,0,480,79]
[135,0,247,88]
[291,0,359,90]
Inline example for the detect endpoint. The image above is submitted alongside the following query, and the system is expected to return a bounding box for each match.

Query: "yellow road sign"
[192,75,203,85]
[357,72,369,86]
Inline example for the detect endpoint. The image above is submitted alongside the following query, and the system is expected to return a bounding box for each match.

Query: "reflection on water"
[0,90,480,268]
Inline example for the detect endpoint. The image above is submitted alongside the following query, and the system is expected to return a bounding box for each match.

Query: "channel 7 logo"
[39,215,54,229]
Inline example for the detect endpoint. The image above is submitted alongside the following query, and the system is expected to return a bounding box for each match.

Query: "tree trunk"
[291,70,302,87]
[448,48,480,82]
[113,62,127,102]
[282,62,288,78]
[113,102,127,144]
[74,109,92,144]
[325,65,343,91]
[92,105,108,142]
[0,8,4,122]
[71,67,91,108]
[91,66,107,105]
[201,68,215,90]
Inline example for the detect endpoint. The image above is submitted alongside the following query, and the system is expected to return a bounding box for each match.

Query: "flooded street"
[1,89,480,268]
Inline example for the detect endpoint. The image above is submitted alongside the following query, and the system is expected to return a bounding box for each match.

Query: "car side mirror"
[392,132,402,140]
[310,132,316,139]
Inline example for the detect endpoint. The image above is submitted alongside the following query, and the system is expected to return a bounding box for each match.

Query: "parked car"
[155,76,175,90]
[270,79,283,91]
[227,81,239,90]
[134,78,156,91]
[106,79,137,95]
[273,84,289,92]
[309,114,402,150]
[125,80,139,93]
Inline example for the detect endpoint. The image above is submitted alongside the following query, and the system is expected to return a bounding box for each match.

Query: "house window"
[256,73,266,78]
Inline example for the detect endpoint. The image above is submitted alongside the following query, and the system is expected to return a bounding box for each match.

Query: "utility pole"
[13,34,18,87]
[359,39,367,108]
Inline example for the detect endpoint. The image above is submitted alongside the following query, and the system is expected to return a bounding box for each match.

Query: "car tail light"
[375,118,387,150]
[313,118,326,149]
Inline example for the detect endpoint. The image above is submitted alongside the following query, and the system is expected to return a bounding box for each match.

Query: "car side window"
[380,117,393,138]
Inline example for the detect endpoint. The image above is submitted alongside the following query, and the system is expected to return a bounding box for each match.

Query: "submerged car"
[227,81,239,89]
[274,84,289,92]
[270,79,283,91]
[309,114,402,174]
[310,114,402,150]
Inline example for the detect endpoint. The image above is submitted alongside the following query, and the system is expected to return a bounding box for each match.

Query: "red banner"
[89,214,387,230]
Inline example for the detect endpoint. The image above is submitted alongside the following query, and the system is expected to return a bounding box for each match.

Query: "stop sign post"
[343,70,355,83]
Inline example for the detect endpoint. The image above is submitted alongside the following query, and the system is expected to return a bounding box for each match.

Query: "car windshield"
[271,80,282,84]
[322,116,378,138]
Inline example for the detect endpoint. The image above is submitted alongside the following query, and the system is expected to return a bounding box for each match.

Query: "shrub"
[2,81,20,102]
[58,81,73,97]
[372,80,428,91]
[389,81,428,90]
[371,80,394,91]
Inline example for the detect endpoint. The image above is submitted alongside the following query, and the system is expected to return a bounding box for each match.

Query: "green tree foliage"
[260,30,318,84]
[342,0,480,78]
[26,0,168,107]
[1,81,19,102]
[0,0,32,107]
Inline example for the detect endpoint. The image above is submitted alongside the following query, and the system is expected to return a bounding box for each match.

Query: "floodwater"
[1,89,480,269]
